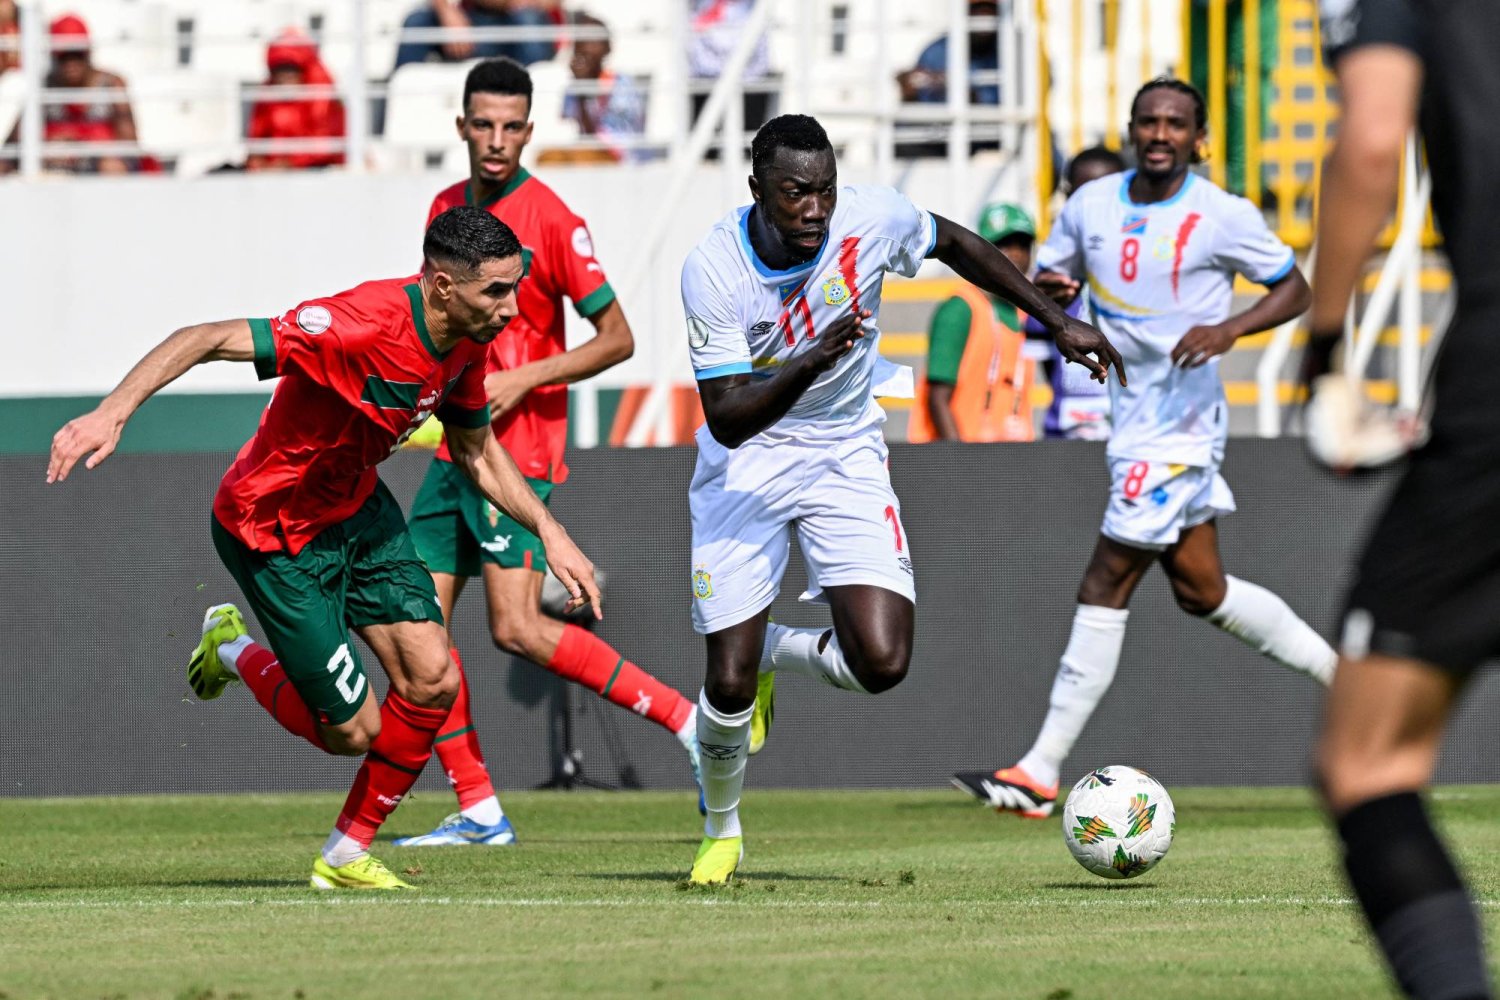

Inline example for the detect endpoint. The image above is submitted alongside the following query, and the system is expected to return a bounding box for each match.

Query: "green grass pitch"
[4,787,1500,999]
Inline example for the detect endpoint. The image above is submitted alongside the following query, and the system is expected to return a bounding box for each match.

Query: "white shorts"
[1100,457,1236,551]
[688,426,916,634]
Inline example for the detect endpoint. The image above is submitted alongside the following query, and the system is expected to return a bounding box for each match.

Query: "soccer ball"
[1061,765,1175,880]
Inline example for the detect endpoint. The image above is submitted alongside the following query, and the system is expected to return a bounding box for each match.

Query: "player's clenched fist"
[806,307,872,373]
[47,406,124,483]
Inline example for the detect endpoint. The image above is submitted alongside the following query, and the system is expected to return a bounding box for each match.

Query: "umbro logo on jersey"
[1087,235,1105,250]
[750,320,775,336]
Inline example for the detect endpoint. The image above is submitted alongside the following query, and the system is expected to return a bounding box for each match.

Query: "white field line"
[0,894,1425,913]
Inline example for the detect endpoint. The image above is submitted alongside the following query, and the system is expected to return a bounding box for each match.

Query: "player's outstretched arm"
[47,319,255,483]
[446,424,602,618]
[1172,267,1311,369]
[928,214,1126,386]
[699,308,871,449]
[483,300,635,418]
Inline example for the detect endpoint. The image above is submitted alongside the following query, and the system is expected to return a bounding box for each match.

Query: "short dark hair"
[463,57,532,114]
[1130,76,1206,130]
[751,114,833,180]
[1069,145,1127,180]
[423,206,522,275]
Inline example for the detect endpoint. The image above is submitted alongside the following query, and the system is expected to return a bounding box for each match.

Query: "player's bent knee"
[323,725,375,757]
[394,651,460,709]
[851,643,912,694]
[1172,585,1223,618]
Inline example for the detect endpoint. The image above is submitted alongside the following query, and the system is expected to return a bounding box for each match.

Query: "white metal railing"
[1254,134,1434,437]
[1,2,1039,178]
[619,0,1044,447]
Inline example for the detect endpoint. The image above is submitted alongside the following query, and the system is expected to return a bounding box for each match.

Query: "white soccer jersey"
[1036,170,1295,466]
[681,184,937,443]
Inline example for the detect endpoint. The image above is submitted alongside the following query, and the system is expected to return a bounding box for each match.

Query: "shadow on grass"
[372,834,705,847]
[9,877,295,891]
[579,871,844,884]
[1041,881,1154,891]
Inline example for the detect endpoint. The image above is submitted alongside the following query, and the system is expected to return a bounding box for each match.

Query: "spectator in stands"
[908,202,1037,443]
[247,29,346,171]
[394,0,560,71]
[0,13,141,175]
[554,12,646,164]
[688,0,773,154]
[0,0,19,75]
[897,0,1001,105]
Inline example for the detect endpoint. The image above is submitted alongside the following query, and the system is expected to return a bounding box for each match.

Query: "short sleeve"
[1321,0,1425,65]
[1211,196,1297,285]
[436,356,491,429]
[250,297,358,384]
[552,212,616,318]
[1035,195,1085,279]
[926,297,972,384]
[682,248,750,380]
[879,188,937,278]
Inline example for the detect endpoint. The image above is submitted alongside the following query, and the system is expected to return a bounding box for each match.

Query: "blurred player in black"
[1307,2,1497,997]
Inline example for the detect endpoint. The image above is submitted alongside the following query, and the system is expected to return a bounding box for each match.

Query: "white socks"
[1013,580,1334,790]
[1208,575,1336,686]
[674,704,699,749]
[461,795,504,827]
[217,634,253,678]
[321,828,368,867]
[1017,605,1130,789]
[696,690,752,839]
[761,622,870,693]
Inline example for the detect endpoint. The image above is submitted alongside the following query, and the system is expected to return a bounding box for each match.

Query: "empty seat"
[128,69,242,174]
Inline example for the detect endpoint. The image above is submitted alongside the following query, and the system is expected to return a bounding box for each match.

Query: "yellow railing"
[1188,0,1434,248]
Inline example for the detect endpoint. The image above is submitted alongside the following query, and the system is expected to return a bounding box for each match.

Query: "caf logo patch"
[821,274,851,307]
[692,568,713,600]
[571,225,594,258]
[687,316,710,349]
[296,305,332,335]
[486,501,500,528]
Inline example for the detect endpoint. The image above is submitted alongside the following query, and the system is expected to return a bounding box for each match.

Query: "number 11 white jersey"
[1037,170,1295,466]
[681,184,936,444]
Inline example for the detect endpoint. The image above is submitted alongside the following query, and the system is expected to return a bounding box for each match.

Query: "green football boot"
[748,671,775,756]
[187,603,247,701]
[309,854,412,891]
[689,835,744,885]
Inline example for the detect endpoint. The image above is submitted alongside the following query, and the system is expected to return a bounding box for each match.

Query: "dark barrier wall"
[5,441,1498,798]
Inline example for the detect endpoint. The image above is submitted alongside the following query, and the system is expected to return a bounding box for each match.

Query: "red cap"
[49,13,89,53]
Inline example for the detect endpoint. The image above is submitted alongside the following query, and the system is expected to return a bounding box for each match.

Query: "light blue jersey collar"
[1118,168,1196,209]
[737,206,826,282]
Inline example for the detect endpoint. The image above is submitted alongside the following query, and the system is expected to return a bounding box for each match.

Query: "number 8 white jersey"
[682,184,936,444]
[1037,170,1295,466]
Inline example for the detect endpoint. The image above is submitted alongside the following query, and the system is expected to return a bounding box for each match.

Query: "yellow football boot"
[187,603,247,700]
[689,835,744,885]
[309,854,412,890]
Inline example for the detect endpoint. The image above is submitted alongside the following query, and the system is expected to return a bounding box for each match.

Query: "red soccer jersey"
[214,278,491,554]
[427,169,615,483]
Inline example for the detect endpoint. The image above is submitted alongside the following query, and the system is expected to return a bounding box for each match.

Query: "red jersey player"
[396,58,704,847]
[47,208,601,889]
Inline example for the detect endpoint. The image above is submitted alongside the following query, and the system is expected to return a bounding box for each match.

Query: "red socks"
[335,691,449,847]
[234,642,327,751]
[431,648,498,811]
[546,624,694,732]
